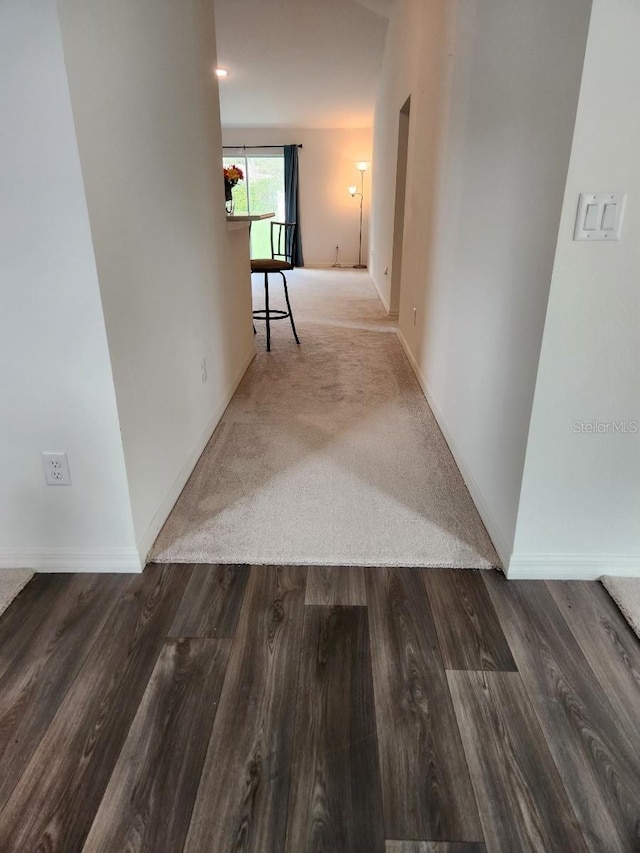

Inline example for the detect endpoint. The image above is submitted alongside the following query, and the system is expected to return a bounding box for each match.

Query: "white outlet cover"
[42,452,71,486]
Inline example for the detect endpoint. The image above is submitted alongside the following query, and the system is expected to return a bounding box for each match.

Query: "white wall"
[369,0,423,311]
[222,128,372,267]
[57,0,256,560]
[511,0,640,579]
[0,0,139,571]
[371,0,592,564]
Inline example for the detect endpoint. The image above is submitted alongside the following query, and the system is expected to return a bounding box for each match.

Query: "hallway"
[152,269,498,568]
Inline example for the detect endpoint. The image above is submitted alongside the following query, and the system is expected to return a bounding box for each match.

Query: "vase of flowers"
[223,164,244,214]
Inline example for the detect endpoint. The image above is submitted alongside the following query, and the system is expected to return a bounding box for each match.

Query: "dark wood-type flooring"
[0,564,639,852]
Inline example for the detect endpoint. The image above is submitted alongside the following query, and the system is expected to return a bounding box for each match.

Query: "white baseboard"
[304,264,365,271]
[370,275,398,317]
[136,344,256,563]
[507,554,640,580]
[0,346,256,576]
[0,547,142,573]
[305,263,345,269]
[305,266,399,316]
[396,328,510,568]
[396,329,640,581]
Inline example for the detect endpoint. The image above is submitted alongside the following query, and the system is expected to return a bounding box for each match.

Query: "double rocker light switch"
[574,192,626,241]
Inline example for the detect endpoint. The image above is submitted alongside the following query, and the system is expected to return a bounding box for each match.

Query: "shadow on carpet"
[152,270,501,570]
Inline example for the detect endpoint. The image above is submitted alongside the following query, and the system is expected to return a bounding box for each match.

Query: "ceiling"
[214,0,393,129]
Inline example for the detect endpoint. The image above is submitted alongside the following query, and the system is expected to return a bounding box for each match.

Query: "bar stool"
[251,221,300,352]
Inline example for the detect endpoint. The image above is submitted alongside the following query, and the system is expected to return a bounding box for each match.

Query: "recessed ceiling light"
[215,68,228,78]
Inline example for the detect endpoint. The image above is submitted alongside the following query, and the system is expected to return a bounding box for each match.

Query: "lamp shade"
[348,185,357,197]
[355,161,370,172]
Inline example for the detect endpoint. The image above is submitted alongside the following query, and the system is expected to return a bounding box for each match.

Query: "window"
[223,151,285,258]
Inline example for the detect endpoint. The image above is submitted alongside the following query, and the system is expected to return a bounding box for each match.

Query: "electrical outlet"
[42,452,71,486]
[201,357,208,384]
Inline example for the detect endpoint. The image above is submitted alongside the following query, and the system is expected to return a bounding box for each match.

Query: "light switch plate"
[574,192,626,241]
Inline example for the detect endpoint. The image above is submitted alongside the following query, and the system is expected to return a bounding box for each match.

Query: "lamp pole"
[351,162,369,269]
[355,183,365,269]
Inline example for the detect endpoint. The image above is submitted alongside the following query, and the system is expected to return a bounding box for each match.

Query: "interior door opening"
[390,96,410,314]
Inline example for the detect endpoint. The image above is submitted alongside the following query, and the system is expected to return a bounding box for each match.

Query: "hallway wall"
[222,127,372,267]
[0,0,138,571]
[511,0,640,578]
[371,0,592,564]
[369,0,424,311]
[57,0,256,561]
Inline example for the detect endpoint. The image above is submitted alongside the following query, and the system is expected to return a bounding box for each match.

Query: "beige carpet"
[602,577,640,640]
[151,269,500,568]
[0,569,33,618]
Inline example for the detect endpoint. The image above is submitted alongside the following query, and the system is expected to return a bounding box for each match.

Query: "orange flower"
[223,164,244,185]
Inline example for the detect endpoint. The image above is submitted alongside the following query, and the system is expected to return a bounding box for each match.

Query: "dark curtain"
[284,145,304,267]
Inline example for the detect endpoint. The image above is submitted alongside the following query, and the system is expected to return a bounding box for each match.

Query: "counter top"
[226,212,275,223]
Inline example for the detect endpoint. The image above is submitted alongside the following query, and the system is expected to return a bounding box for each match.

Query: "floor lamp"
[348,160,370,269]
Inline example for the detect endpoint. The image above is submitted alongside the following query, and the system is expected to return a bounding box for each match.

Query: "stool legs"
[281,272,300,345]
[264,272,271,352]
[251,270,299,351]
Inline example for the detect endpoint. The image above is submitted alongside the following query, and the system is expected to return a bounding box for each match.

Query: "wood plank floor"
[285,605,384,853]
[485,574,640,852]
[366,567,482,842]
[0,566,638,852]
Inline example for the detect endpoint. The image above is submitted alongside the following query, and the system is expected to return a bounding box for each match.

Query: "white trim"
[0,347,256,576]
[396,327,510,568]
[394,328,640,582]
[370,274,399,317]
[371,276,400,320]
[309,267,399,317]
[0,548,142,573]
[136,345,257,562]
[507,554,640,580]
[303,264,366,270]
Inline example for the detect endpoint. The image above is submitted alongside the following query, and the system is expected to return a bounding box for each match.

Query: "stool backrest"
[270,221,297,266]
